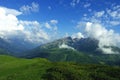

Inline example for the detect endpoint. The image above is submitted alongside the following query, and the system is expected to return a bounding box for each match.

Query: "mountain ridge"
[22,37,120,65]
[0,36,120,65]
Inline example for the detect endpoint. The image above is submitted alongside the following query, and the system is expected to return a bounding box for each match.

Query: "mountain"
[0,38,14,55]
[73,37,99,53]
[0,38,39,56]
[27,37,99,53]
[23,37,120,65]
[1,36,119,65]
[0,48,10,55]
[0,55,120,80]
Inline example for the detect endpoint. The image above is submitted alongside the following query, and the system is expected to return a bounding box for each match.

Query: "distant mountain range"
[0,36,120,65]
[0,37,38,56]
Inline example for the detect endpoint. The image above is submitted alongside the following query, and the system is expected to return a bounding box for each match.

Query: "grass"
[0,55,51,80]
[0,55,120,80]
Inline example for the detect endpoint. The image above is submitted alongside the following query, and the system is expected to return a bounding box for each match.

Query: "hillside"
[0,55,120,80]
[23,37,120,65]
[1,37,120,65]
[0,38,38,56]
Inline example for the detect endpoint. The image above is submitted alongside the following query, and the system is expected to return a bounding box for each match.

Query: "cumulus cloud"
[0,6,22,16]
[0,6,49,44]
[45,22,52,29]
[44,20,58,31]
[70,0,80,7]
[20,2,39,14]
[85,22,120,54]
[76,5,120,54]
[19,20,49,42]
[59,43,75,50]
[0,7,24,32]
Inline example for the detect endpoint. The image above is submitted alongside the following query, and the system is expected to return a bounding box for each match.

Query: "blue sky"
[0,0,120,45]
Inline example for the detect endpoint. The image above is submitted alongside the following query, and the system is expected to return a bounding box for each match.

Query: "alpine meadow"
[0,0,120,80]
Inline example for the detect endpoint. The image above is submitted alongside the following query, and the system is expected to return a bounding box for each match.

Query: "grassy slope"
[0,55,120,80]
[0,55,51,80]
[25,48,120,65]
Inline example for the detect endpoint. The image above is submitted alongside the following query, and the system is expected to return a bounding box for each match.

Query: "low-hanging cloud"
[72,32,84,39]
[85,22,120,54]
[59,43,75,50]
[76,5,120,54]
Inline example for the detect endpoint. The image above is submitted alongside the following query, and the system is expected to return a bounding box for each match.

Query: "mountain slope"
[0,55,120,80]
[0,38,38,56]
[23,37,120,65]
[0,55,50,80]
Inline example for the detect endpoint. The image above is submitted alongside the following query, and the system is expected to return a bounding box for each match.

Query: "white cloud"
[59,43,75,50]
[31,2,39,12]
[0,7,24,32]
[20,2,39,14]
[53,26,58,31]
[72,32,84,39]
[0,7,50,44]
[17,20,50,42]
[107,6,120,19]
[84,3,91,8]
[19,20,40,27]
[76,5,120,54]
[70,0,80,7]
[45,22,52,29]
[94,11,105,17]
[22,29,49,43]
[0,6,22,16]
[80,5,120,27]
[50,20,58,24]
[109,21,120,26]
[42,20,58,40]
[100,47,115,54]
[44,20,58,31]
[85,22,120,54]
[50,20,58,31]
[76,21,86,28]
[106,6,120,26]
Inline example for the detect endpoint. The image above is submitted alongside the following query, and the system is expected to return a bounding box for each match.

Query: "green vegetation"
[0,55,120,80]
[23,37,120,66]
[25,47,120,65]
[0,55,51,80]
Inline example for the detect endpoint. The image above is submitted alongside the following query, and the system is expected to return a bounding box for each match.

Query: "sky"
[0,0,120,53]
